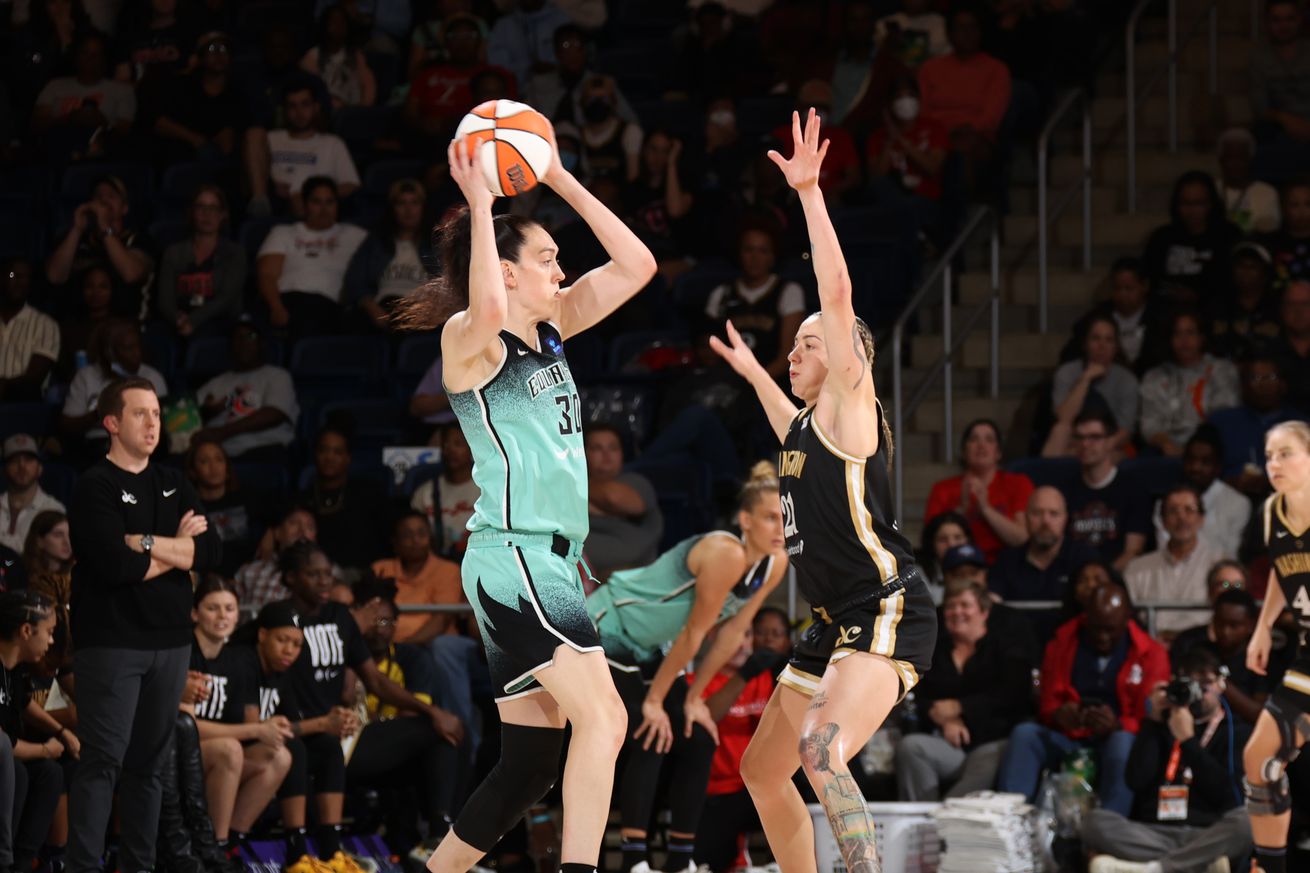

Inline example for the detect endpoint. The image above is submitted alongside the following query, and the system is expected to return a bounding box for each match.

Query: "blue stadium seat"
[363,160,427,196]
[0,403,57,441]
[39,461,78,506]
[159,162,227,215]
[563,333,605,385]
[626,456,714,551]
[670,259,737,317]
[316,397,409,433]
[148,218,190,248]
[0,194,45,260]
[290,336,388,392]
[238,217,281,265]
[60,162,155,203]
[579,383,656,447]
[141,324,178,393]
[231,461,290,498]
[395,333,440,377]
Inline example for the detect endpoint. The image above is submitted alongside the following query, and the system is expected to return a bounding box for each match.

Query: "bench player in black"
[704,109,937,873]
[1246,420,1310,873]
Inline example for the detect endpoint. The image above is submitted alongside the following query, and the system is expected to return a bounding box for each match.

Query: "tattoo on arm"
[852,322,868,389]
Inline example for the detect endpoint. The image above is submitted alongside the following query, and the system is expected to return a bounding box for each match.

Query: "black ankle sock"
[1255,845,1286,873]
[620,838,647,872]
[560,865,597,873]
[287,827,308,860]
[662,836,694,872]
[316,824,342,859]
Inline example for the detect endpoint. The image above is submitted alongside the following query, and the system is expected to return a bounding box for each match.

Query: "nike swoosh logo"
[516,348,529,356]
[554,448,569,460]
[163,488,177,497]
[1277,530,1289,538]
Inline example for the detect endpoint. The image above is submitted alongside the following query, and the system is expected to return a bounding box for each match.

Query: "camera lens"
[1165,677,1200,707]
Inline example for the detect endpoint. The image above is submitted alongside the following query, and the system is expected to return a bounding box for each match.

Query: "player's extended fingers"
[791,109,803,148]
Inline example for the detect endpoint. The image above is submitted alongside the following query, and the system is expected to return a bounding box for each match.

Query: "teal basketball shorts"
[462,529,602,701]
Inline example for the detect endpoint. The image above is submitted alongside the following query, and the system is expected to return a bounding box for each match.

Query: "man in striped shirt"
[0,257,59,402]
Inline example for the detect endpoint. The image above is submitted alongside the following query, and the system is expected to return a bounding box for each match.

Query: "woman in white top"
[1042,313,1138,457]
[300,4,377,109]
[1139,307,1239,457]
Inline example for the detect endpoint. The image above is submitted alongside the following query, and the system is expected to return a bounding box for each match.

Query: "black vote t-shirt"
[190,638,257,725]
[0,664,30,747]
[278,600,370,720]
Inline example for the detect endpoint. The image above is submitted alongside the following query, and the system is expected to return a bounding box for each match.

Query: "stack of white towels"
[931,792,1039,873]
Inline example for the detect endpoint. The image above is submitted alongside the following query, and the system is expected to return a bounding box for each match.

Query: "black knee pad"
[453,724,565,853]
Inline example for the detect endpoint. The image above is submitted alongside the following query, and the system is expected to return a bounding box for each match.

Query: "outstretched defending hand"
[767,109,830,192]
[448,137,495,212]
[708,320,764,380]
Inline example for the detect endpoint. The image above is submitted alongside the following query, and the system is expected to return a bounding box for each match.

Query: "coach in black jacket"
[1081,646,1253,873]
[66,376,222,873]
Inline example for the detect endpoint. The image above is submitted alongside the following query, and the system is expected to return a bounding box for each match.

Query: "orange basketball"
[453,100,554,197]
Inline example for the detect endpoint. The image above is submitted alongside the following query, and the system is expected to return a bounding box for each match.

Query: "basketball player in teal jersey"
[709,110,937,873]
[585,463,789,873]
[396,129,657,873]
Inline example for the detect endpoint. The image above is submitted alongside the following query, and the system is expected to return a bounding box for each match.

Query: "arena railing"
[1036,88,1093,334]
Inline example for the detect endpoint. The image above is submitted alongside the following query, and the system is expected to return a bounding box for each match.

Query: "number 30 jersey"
[449,322,588,543]
[778,405,916,606]
[1264,493,1310,650]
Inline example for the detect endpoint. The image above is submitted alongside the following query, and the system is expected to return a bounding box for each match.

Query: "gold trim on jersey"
[871,591,904,658]
[844,457,900,582]
[1275,493,1310,539]
[777,664,821,697]
[1283,670,1310,696]
[1265,494,1275,546]
[809,413,869,464]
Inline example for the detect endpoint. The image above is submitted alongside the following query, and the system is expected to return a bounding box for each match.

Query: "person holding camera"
[1082,647,1253,873]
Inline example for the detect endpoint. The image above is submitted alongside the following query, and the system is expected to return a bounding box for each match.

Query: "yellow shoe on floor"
[286,854,335,873]
[325,850,371,873]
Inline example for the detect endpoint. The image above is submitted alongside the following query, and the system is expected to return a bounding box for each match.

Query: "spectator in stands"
[58,265,112,379]
[866,75,948,237]
[406,3,487,81]
[0,257,59,402]
[577,74,642,183]
[1124,484,1225,640]
[703,220,804,382]
[1265,179,1310,290]
[403,15,513,147]
[584,423,663,581]
[1263,280,1310,414]
[256,176,368,337]
[235,503,338,613]
[1,436,66,555]
[409,356,457,430]
[1043,314,1138,457]
[301,5,376,110]
[1171,586,1276,727]
[1216,128,1280,235]
[31,31,135,161]
[142,30,248,164]
[242,26,333,132]
[111,0,193,85]
[186,438,258,578]
[370,511,462,647]
[0,591,73,873]
[876,0,949,70]
[156,184,245,338]
[1151,427,1249,560]
[45,174,154,320]
[991,486,1099,604]
[824,0,886,139]
[22,511,71,660]
[194,321,297,462]
[940,543,988,591]
[525,23,634,128]
[897,577,1035,801]
[346,179,433,330]
[1138,307,1240,457]
[60,320,169,462]
[1142,172,1241,308]
[300,425,388,571]
[1064,410,1150,571]
[410,425,478,559]
[244,80,361,218]
[1103,257,1155,371]
[1082,647,1252,873]
[1210,355,1306,498]
[770,80,861,201]
[486,0,571,88]
[918,511,972,604]
[313,0,411,55]
[1210,242,1279,360]
[997,583,1170,816]
[1060,559,1123,622]
[6,0,90,113]
[623,128,694,271]
[925,419,1032,564]
[917,7,1011,195]
[1249,0,1310,179]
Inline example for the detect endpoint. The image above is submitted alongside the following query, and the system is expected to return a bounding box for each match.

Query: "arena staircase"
[889,0,1259,543]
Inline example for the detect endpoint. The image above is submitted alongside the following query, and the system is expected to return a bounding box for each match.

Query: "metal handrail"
[1036,88,1093,332]
[1005,598,1219,638]
[891,205,1000,522]
[1125,0,1223,212]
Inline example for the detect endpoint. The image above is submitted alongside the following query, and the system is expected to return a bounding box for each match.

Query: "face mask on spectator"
[892,96,920,122]
[583,97,613,123]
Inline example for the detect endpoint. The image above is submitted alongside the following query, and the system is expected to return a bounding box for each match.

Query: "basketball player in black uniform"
[706,109,936,873]
[1245,420,1310,873]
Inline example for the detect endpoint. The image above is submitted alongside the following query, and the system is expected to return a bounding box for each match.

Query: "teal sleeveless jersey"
[586,532,777,662]
[448,323,588,543]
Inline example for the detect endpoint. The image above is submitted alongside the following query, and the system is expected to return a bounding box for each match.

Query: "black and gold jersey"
[1264,493,1310,649]
[778,404,916,606]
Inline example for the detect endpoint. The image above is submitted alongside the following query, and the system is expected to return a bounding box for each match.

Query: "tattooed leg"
[799,721,879,873]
